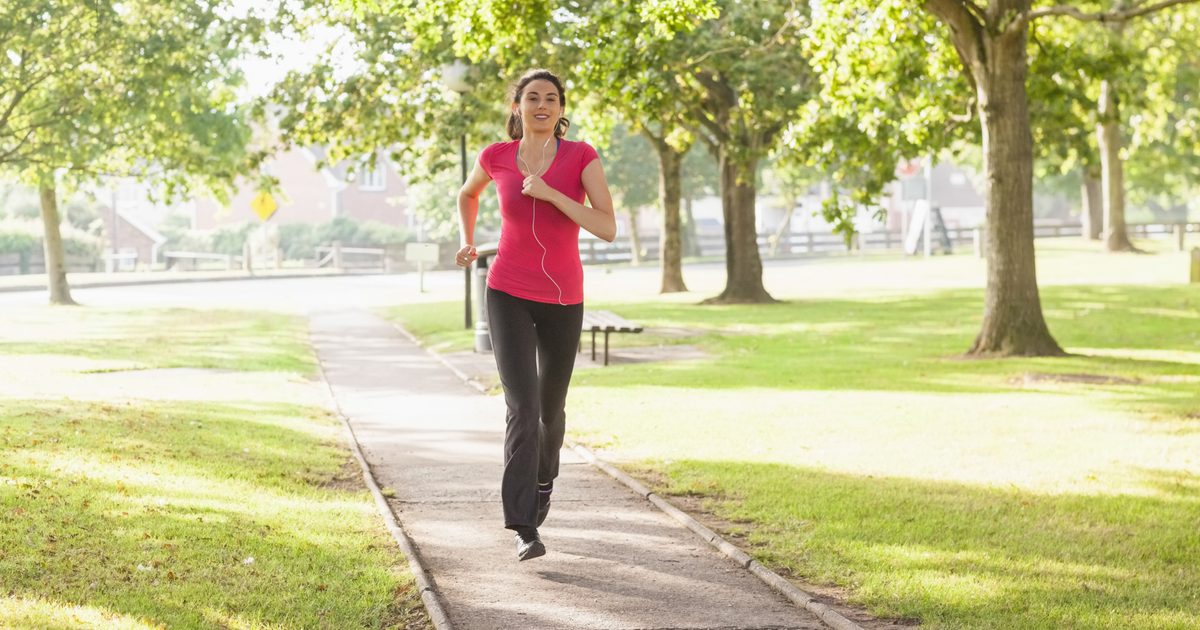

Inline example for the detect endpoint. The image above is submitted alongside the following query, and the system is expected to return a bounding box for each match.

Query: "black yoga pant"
[486,287,583,530]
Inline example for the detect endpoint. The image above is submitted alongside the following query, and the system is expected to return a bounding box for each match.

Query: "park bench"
[581,310,643,366]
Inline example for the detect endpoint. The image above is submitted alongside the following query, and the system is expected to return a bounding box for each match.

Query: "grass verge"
[0,307,314,374]
[0,307,428,629]
[387,281,1199,629]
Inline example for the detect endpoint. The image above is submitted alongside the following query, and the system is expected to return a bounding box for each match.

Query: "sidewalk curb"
[570,443,866,630]
[312,329,454,630]
[387,319,867,630]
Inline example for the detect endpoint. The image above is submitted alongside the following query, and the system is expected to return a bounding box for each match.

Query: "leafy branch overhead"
[0,0,275,200]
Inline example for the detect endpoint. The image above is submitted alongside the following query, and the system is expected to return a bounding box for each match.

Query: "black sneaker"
[536,483,553,527]
[514,528,545,561]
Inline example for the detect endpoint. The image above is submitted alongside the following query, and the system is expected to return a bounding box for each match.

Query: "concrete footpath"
[310,309,828,630]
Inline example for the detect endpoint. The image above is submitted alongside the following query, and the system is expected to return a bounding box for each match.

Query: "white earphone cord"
[518,136,566,306]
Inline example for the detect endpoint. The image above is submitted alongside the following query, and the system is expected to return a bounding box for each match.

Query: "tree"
[0,0,269,304]
[1116,5,1200,227]
[803,0,1196,356]
[1021,4,1199,245]
[672,1,815,304]
[563,0,715,292]
[795,2,974,244]
[1019,2,1200,251]
[598,125,660,266]
[681,142,719,258]
[1025,17,1114,240]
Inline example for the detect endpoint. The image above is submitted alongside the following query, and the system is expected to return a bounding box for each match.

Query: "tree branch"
[683,72,732,145]
[1023,0,1200,28]
[639,125,665,147]
[923,0,985,35]
[0,126,38,165]
[922,0,986,87]
[961,0,988,23]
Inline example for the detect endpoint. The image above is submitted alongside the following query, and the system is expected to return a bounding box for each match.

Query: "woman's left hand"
[521,175,556,202]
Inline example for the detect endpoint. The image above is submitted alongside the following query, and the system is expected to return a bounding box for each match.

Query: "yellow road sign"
[251,192,277,221]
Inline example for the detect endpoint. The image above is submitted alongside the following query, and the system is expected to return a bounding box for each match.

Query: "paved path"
[310,309,826,630]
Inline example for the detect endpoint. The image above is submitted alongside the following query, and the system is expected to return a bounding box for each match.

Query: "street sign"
[406,242,439,293]
[251,192,277,221]
[405,242,439,263]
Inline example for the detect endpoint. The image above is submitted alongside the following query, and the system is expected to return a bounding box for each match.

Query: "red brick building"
[97,206,169,270]
[193,147,410,230]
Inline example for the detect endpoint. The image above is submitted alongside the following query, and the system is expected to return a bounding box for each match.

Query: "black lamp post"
[442,60,473,329]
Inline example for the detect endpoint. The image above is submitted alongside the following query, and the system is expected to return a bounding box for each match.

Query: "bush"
[0,220,103,258]
[278,223,316,260]
[312,217,361,246]
[210,222,256,256]
[355,221,410,246]
[0,222,40,254]
[153,217,413,262]
[278,218,411,260]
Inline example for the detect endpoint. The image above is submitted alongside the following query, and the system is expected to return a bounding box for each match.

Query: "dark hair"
[506,69,570,140]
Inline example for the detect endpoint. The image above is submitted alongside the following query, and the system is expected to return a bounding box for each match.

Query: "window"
[359,158,386,191]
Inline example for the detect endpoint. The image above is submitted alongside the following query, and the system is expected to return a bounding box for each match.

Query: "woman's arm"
[455,158,493,267]
[522,159,617,242]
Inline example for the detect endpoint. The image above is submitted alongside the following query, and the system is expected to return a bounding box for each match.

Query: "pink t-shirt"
[479,139,599,305]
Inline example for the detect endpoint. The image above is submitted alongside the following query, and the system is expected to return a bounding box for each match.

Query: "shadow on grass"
[0,399,417,629]
[578,285,1200,418]
[0,308,315,375]
[638,460,1200,630]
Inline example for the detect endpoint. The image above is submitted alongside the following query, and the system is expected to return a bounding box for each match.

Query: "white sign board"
[905,201,929,256]
[405,242,439,264]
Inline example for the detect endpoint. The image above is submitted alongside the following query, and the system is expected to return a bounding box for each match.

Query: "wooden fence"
[0,251,101,276]
[578,221,1200,264]
[2,221,1195,275]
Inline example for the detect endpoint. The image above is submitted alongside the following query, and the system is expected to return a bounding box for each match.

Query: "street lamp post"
[442,60,473,330]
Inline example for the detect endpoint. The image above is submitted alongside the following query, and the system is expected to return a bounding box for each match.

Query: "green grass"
[380,303,477,354]
[387,281,1200,629]
[0,308,426,629]
[0,307,315,374]
[642,461,1199,629]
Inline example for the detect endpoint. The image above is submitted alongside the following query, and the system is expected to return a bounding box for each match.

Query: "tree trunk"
[1081,167,1103,240]
[964,9,1061,356]
[1097,78,1137,252]
[704,150,775,303]
[626,208,643,266]
[656,144,687,292]
[682,196,700,257]
[39,183,77,306]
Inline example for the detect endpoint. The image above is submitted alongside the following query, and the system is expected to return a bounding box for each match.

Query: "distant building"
[192,147,410,230]
[97,206,168,270]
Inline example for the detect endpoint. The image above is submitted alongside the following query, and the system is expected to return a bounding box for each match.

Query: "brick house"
[192,147,410,230]
[98,206,168,270]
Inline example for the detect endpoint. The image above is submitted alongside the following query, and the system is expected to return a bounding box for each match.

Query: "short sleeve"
[478,143,497,179]
[578,142,599,172]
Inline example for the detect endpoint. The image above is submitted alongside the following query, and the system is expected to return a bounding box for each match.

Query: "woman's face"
[513,79,562,135]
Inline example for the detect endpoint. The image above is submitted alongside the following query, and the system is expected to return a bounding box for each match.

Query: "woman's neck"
[521,130,555,148]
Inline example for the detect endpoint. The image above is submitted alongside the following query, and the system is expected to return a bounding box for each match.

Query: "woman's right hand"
[455,244,478,267]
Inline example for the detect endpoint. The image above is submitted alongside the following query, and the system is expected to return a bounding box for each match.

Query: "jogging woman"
[454,69,616,561]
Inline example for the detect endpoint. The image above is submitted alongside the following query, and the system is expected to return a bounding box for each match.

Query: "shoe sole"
[518,541,546,561]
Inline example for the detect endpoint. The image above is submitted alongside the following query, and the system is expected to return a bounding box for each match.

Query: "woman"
[455,69,616,561]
